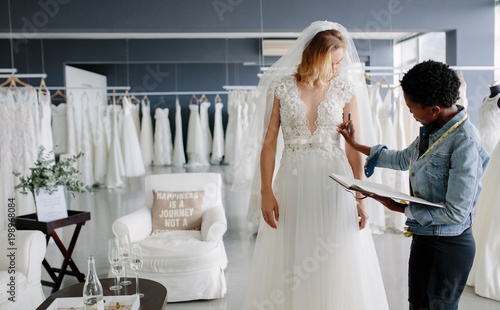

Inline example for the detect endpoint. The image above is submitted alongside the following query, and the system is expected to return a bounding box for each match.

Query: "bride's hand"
[261,191,279,229]
[357,199,369,230]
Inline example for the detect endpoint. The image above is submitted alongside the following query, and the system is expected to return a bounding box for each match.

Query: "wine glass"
[117,234,132,286]
[108,238,123,290]
[130,244,144,298]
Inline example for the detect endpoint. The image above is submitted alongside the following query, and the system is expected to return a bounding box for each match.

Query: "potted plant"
[13,147,93,221]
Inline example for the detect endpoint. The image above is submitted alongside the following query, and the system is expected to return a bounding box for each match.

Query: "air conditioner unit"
[262,39,296,56]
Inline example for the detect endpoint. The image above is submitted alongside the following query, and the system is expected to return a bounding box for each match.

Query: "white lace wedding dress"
[243,75,388,310]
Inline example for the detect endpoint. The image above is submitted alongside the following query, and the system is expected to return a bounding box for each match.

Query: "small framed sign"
[34,186,68,222]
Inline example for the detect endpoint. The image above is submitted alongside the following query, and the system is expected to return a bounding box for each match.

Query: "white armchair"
[0,230,46,310]
[112,173,228,302]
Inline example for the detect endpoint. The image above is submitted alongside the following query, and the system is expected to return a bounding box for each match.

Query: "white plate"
[46,295,140,310]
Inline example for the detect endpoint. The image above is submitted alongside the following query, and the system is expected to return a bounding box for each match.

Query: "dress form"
[489,81,500,108]
[478,82,500,154]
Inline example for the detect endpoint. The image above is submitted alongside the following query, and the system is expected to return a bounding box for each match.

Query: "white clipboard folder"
[329,173,444,208]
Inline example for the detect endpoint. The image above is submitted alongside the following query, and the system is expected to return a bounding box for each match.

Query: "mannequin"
[479,81,500,154]
[489,81,500,108]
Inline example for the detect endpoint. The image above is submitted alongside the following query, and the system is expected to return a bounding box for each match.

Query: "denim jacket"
[365,106,490,236]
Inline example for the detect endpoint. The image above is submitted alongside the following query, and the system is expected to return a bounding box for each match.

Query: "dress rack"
[223,85,257,90]
[0,73,47,79]
[47,86,131,91]
[107,91,228,97]
[0,68,17,74]
[364,65,500,72]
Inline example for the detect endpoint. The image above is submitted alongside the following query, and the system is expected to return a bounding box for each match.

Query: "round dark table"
[36,278,167,310]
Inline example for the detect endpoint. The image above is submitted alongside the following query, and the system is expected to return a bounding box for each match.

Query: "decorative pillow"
[151,190,204,234]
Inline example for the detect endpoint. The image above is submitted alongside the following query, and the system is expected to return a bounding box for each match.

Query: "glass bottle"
[83,255,104,310]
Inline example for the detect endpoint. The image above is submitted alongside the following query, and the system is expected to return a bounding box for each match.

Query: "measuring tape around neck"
[409,113,468,169]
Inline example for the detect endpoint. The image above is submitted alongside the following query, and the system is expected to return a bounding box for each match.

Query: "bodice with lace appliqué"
[273,75,354,162]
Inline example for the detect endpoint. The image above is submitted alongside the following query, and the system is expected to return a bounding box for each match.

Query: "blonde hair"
[294,29,346,87]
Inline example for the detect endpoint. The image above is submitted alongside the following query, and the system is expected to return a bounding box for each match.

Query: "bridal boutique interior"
[1,0,500,309]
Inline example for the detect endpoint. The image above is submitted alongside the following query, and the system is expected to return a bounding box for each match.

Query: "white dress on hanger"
[0,89,38,230]
[105,104,125,188]
[456,73,468,110]
[211,101,225,164]
[378,91,406,232]
[393,88,410,230]
[66,93,79,156]
[186,104,209,166]
[38,91,54,155]
[172,97,186,166]
[78,93,95,187]
[367,85,383,144]
[223,91,237,164]
[478,93,500,155]
[199,100,212,158]
[153,108,173,166]
[467,139,500,301]
[227,100,243,183]
[400,92,421,151]
[140,98,154,167]
[131,100,141,138]
[120,97,145,177]
[51,103,68,154]
[93,105,108,185]
[243,75,389,310]
[365,85,386,234]
[241,97,249,135]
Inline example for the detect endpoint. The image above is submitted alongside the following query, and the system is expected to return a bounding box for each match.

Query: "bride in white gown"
[239,21,388,309]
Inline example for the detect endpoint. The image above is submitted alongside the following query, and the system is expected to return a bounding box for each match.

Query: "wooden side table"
[36,278,167,310]
[15,210,91,293]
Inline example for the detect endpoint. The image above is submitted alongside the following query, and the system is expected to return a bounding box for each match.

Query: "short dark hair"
[400,60,460,108]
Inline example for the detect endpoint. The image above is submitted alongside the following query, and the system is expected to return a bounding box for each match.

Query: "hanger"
[38,79,49,95]
[130,95,141,104]
[51,90,67,101]
[116,96,124,104]
[214,94,222,104]
[364,73,380,86]
[459,71,466,85]
[380,77,395,91]
[190,94,199,105]
[0,75,34,90]
[81,90,90,103]
[96,91,103,104]
[68,91,74,104]
[199,94,208,103]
